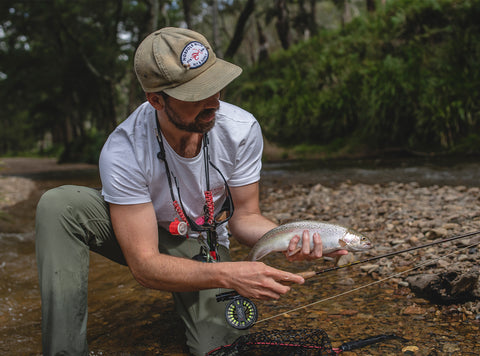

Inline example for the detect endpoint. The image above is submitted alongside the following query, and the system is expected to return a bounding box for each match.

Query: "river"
[1,157,479,355]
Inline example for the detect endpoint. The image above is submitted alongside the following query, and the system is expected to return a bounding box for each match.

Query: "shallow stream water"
[1,158,479,355]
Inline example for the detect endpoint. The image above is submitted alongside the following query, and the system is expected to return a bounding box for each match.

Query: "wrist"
[210,261,234,289]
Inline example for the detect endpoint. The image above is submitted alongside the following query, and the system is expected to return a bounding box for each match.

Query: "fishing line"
[255,240,479,325]
[298,230,480,278]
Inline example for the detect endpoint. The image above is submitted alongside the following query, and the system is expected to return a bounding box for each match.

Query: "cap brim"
[163,59,242,102]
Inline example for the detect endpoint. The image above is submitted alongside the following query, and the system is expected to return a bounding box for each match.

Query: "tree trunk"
[182,0,193,29]
[224,0,255,59]
[309,0,318,36]
[366,0,376,12]
[275,0,290,50]
[256,19,269,62]
[212,0,222,57]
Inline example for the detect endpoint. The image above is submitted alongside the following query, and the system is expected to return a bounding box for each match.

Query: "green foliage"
[58,129,108,164]
[0,0,166,161]
[229,0,480,155]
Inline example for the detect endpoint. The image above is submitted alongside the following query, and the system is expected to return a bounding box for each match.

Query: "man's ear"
[146,92,165,110]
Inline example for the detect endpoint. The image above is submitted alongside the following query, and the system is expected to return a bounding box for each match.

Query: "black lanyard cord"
[154,113,217,235]
[154,112,177,204]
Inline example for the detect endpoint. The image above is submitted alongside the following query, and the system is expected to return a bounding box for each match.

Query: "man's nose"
[203,93,220,109]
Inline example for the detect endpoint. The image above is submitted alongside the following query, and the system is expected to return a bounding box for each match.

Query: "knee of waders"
[36,186,73,220]
[35,186,92,257]
[35,185,92,235]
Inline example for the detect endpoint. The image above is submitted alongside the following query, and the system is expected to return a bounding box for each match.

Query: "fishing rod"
[296,229,480,280]
[217,230,480,329]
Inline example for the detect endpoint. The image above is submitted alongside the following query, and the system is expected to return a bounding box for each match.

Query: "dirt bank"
[0,157,97,210]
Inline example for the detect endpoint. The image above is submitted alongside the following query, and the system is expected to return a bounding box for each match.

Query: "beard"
[164,99,217,133]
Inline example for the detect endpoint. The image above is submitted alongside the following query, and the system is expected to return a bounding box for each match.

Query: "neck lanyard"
[154,113,220,261]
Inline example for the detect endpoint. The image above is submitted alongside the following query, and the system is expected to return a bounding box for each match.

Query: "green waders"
[35,185,245,356]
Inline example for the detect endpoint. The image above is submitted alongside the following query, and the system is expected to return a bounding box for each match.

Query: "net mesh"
[206,329,336,356]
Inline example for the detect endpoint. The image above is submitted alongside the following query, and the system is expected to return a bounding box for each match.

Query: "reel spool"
[216,291,258,330]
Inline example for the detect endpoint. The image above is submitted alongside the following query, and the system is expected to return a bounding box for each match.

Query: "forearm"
[130,252,230,292]
[228,182,278,247]
[229,213,277,247]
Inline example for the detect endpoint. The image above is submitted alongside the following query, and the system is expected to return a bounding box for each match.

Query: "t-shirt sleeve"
[228,121,263,187]
[99,130,152,205]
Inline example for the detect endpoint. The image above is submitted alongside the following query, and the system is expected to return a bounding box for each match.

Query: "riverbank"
[0,157,97,210]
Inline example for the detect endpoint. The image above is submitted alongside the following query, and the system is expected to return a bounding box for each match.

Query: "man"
[36,27,346,356]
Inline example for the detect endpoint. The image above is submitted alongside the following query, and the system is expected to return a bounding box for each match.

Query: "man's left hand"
[284,230,348,262]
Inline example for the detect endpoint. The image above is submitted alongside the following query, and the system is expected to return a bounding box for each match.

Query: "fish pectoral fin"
[338,239,347,248]
[286,247,301,257]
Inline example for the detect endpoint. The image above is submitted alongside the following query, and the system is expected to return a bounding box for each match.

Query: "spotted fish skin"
[247,221,372,261]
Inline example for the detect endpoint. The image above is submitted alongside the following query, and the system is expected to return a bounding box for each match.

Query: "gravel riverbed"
[259,181,480,316]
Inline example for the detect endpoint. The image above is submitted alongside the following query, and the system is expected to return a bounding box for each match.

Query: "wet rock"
[442,342,461,353]
[401,305,426,315]
[402,345,420,354]
[0,177,36,210]
[359,264,379,274]
[406,268,480,304]
[426,228,448,239]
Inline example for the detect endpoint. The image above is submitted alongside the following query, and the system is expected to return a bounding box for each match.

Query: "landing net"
[206,328,336,356]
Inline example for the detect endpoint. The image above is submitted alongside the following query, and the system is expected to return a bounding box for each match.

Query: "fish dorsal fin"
[339,239,347,248]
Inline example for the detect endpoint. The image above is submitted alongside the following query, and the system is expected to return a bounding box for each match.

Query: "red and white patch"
[180,41,209,69]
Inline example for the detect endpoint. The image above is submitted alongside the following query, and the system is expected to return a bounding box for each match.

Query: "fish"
[247,220,372,261]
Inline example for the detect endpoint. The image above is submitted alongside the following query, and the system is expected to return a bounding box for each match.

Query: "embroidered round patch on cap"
[180,41,209,69]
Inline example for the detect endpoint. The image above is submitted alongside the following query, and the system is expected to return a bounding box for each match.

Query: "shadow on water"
[1,157,480,355]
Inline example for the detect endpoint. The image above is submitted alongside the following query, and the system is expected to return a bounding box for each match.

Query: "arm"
[109,201,304,300]
[228,182,277,247]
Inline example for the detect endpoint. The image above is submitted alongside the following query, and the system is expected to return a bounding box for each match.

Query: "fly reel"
[216,291,257,330]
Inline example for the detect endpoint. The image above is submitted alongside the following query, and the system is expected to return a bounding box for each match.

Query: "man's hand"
[284,230,348,262]
[222,261,304,300]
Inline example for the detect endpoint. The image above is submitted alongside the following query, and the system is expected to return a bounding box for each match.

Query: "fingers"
[286,234,300,256]
[230,262,302,301]
[286,230,323,261]
[278,271,305,285]
[311,232,323,259]
[301,230,310,254]
[324,249,349,257]
[253,271,304,300]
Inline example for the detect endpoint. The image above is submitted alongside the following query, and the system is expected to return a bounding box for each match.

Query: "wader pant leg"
[36,185,245,356]
[158,235,248,356]
[35,185,125,356]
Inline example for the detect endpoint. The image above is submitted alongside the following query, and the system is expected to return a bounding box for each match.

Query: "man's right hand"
[218,261,304,300]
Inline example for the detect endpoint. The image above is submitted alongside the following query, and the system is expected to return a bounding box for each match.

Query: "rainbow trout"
[247,221,372,261]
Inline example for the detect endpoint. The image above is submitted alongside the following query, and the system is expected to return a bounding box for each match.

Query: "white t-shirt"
[99,100,263,247]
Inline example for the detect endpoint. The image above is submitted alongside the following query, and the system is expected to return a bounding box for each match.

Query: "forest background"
[1,0,479,163]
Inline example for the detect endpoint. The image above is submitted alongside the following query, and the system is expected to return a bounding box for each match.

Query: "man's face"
[162,93,220,133]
